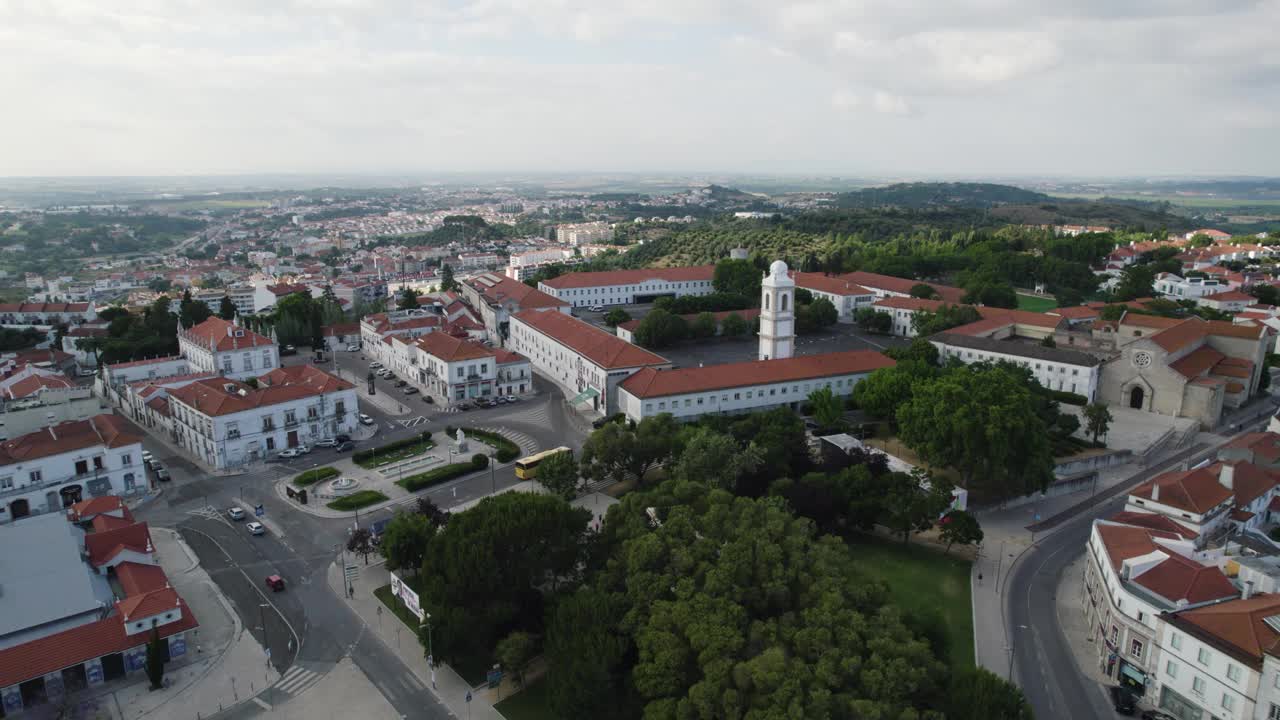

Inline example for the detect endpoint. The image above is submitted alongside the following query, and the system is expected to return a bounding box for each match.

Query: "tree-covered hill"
[834,182,1050,209]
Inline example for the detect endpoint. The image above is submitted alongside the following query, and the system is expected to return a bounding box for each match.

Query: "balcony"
[467,373,482,381]
[227,431,241,440]
[262,423,275,432]
[284,418,299,428]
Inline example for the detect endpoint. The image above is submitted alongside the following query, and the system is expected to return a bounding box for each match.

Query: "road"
[134,351,590,717]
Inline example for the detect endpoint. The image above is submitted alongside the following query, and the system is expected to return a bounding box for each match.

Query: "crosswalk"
[400,415,429,428]
[274,662,323,697]
[473,426,538,457]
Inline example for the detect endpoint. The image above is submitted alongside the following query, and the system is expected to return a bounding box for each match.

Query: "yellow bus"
[514,447,572,480]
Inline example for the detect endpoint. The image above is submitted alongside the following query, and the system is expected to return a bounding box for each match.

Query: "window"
[222,356,233,372]
[1110,626,1118,643]
[263,349,272,366]
[1166,661,1178,678]
[1137,611,1145,623]
[1192,677,1206,697]
[1198,648,1211,666]
[0,476,10,490]
[242,352,253,370]
[1268,703,1280,720]
[122,453,133,466]
[1130,639,1143,659]
[76,460,89,475]
[29,470,41,484]
[335,401,345,416]
[1227,664,1242,683]
[1222,694,1235,711]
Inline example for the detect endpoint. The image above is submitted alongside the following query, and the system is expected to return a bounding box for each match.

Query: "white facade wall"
[169,387,358,468]
[618,371,872,424]
[932,341,1100,400]
[801,288,875,323]
[1124,493,1233,539]
[1156,275,1229,299]
[411,348,496,405]
[1153,623,1260,720]
[540,278,714,308]
[0,438,145,522]
[179,336,278,381]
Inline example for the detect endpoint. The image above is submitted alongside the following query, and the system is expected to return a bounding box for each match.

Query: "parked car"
[403,387,419,395]
[247,522,266,536]
[369,361,383,369]
[457,402,472,411]
[335,433,351,443]
[1141,711,1176,720]
[423,395,434,404]
[228,507,247,521]
[314,438,338,448]
[1109,686,1136,715]
[142,451,154,466]
[297,444,311,454]
[336,441,355,452]
[346,344,360,352]
[394,379,407,387]
[590,305,604,312]
[265,574,285,592]
[359,413,375,425]
[154,468,171,482]
[278,448,304,459]
[281,344,297,356]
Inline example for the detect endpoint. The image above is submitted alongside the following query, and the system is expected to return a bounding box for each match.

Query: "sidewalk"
[332,366,411,417]
[88,528,280,720]
[328,558,506,720]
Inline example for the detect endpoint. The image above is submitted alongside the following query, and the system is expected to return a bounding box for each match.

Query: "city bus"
[514,447,572,480]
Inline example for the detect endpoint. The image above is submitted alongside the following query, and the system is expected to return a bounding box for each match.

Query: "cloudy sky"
[2,0,1277,177]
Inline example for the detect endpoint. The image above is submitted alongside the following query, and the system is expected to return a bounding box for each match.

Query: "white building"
[252,282,311,313]
[792,272,876,323]
[1155,273,1231,300]
[411,333,532,405]
[617,350,895,424]
[193,286,255,318]
[930,331,1103,400]
[760,260,796,361]
[459,273,570,345]
[0,302,96,326]
[1196,290,1256,314]
[538,266,716,308]
[167,365,358,468]
[555,221,613,246]
[177,316,278,380]
[456,252,502,269]
[508,309,670,416]
[0,414,147,522]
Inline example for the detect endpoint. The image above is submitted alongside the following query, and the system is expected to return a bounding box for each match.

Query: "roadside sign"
[344,566,360,580]
[487,669,503,688]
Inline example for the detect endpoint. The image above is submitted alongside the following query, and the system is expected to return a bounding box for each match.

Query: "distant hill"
[989,200,1193,232]
[833,182,1050,209]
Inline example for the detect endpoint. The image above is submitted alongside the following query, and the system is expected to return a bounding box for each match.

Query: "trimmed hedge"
[1048,390,1088,406]
[460,427,521,463]
[353,431,433,467]
[472,453,489,469]
[326,490,388,511]
[292,466,340,487]
[398,462,476,493]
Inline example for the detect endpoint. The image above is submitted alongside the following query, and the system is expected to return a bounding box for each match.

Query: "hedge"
[353,431,433,466]
[398,462,476,493]
[458,427,521,463]
[326,490,389,511]
[1048,390,1088,406]
[292,466,340,487]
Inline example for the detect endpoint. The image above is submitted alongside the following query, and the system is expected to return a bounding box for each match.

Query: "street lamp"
[1006,624,1028,681]
[259,603,269,646]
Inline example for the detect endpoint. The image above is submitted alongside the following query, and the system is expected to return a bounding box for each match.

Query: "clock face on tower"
[1133,351,1153,369]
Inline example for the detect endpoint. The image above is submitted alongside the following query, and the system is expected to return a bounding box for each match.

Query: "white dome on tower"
[769,260,789,279]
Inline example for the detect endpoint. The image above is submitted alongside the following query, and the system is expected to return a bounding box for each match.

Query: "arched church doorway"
[1129,386,1145,409]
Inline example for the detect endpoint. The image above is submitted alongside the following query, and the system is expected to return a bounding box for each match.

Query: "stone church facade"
[1096,312,1267,429]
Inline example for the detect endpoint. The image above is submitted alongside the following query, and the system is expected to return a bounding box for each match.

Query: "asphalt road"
[135,352,590,718]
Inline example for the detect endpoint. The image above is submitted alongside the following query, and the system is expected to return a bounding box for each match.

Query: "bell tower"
[759,260,795,361]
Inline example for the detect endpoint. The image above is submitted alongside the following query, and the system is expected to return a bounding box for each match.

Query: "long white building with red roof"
[411,332,532,406]
[0,414,146,523]
[508,309,671,416]
[537,266,715,308]
[167,365,357,468]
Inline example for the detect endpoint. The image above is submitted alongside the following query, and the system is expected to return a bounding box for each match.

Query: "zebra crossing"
[274,662,324,697]
[400,415,429,428]
[473,426,538,456]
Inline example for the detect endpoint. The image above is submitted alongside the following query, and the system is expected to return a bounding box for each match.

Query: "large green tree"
[670,427,761,491]
[719,311,749,338]
[1084,402,1113,445]
[544,587,637,720]
[537,449,580,500]
[911,303,982,336]
[1113,265,1156,301]
[712,258,762,298]
[854,307,893,334]
[807,386,845,430]
[397,286,421,310]
[145,627,166,690]
[178,289,211,328]
[418,493,590,661]
[379,512,434,574]
[439,263,457,292]
[689,311,718,339]
[947,667,1034,720]
[896,364,1054,501]
[633,309,688,349]
[851,360,938,420]
[217,295,237,320]
[579,415,682,488]
[796,297,838,333]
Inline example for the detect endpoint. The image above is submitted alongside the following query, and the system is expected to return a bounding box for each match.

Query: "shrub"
[472,453,489,469]
[326,490,388,511]
[1270,527,1280,542]
[1048,390,1088,406]
[292,466,339,487]
[352,431,433,466]
[497,448,519,463]
[458,427,521,463]
[398,462,476,492]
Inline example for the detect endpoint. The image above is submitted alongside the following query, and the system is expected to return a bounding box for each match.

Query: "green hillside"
[834,182,1050,209]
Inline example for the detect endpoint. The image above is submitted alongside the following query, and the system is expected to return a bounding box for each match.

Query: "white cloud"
[0,0,1276,175]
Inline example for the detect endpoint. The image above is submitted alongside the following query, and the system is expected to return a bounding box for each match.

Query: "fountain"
[328,477,360,495]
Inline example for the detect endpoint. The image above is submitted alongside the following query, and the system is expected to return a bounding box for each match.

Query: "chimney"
[1244,580,1254,600]
[1151,483,1160,502]
[1220,464,1235,490]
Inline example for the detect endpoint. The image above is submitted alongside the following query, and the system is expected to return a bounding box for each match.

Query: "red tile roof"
[1202,291,1256,302]
[1169,346,1226,378]
[106,355,183,370]
[321,322,359,337]
[1227,462,1280,508]
[114,562,169,597]
[1,372,74,399]
[92,514,137,532]
[179,317,274,353]
[494,349,527,365]
[540,265,715,290]
[793,272,873,297]
[512,310,669,370]
[118,587,182,622]
[415,333,493,362]
[170,367,351,417]
[1168,594,1280,669]
[619,351,895,399]
[1131,464,1233,515]
[1050,305,1101,320]
[844,271,966,304]
[871,297,948,312]
[1107,511,1199,540]
[1130,552,1239,605]
[0,302,91,314]
[0,415,142,466]
[68,495,131,523]
[1225,433,1280,465]
[1150,317,1265,353]
[1120,312,1184,331]
[84,521,152,567]
[1095,522,1182,573]
[468,274,567,309]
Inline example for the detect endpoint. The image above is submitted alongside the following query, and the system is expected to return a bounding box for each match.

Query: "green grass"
[374,580,491,686]
[374,581,425,631]
[847,535,974,670]
[1015,294,1058,313]
[454,427,521,463]
[397,462,477,492]
[354,437,436,469]
[292,466,339,486]
[494,678,556,720]
[326,490,388,511]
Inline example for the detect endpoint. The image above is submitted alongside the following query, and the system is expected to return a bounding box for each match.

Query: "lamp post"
[259,603,269,646]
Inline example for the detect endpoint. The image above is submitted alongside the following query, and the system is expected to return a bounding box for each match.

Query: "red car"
[265,575,285,592]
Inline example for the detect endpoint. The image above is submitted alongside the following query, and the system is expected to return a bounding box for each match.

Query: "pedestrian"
[977,572,983,586]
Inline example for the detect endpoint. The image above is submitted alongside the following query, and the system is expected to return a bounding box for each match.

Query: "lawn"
[846,535,974,670]
[373,580,491,686]
[292,466,339,486]
[326,490,388,511]
[1015,294,1058,313]
[397,461,477,492]
[494,678,556,720]
[354,436,436,469]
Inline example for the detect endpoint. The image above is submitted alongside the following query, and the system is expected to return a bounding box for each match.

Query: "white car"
[278,448,303,459]
[590,305,604,312]
[247,522,265,536]
[314,438,338,448]
[359,413,375,426]
[228,507,246,521]
[347,344,360,352]
[369,361,383,369]
[141,451,154,465]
